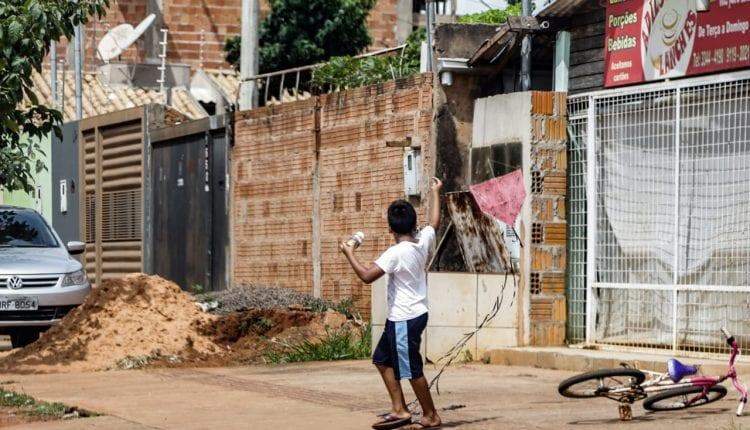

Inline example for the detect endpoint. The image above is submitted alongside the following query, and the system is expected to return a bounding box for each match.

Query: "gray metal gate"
[567,70,750,356]
[145,115,231,292]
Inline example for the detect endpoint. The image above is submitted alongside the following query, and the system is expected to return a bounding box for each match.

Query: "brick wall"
[65,0,399,71]
[528,91,568,346]
[367,0,399,48]
[233,100,318,293]
[232,74,433,317]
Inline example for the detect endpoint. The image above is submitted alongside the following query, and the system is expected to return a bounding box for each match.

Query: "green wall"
[1,133,52,221]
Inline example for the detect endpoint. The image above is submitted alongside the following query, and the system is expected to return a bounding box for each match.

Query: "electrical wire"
[378,229,520,416]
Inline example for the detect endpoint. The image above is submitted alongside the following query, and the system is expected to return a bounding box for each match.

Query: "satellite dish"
[97,14,156,62]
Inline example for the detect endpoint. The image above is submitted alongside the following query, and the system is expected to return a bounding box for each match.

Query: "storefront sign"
[605,0,750,87]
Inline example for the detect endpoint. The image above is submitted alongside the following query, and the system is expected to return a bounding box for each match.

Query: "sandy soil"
[0,275,351,373]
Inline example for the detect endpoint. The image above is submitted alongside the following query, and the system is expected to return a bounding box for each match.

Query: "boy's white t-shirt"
[374,226,436,322]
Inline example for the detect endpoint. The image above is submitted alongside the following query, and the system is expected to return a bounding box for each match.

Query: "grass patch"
[265,325,372,364]
[0,388,94,419]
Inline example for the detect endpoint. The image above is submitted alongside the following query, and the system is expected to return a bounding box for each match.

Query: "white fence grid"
[570,72,750,356]
[566,97,589,344]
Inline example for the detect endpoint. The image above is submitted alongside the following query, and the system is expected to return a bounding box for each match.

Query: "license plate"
[0,296,38,311]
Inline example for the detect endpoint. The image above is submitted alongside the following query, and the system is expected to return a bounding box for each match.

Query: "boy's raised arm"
[339,242,385,284]
[429,177,443,230]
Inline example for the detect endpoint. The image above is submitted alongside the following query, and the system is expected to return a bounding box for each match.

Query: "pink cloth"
[469,169,526,225]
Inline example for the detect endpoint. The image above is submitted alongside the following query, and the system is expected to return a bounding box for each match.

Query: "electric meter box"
[403,148,421,197]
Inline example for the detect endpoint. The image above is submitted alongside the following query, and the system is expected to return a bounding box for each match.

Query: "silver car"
[0,206,91,348]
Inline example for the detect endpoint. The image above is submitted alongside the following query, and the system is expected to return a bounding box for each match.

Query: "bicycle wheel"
[644,385,727,411]
[558,368,646,398]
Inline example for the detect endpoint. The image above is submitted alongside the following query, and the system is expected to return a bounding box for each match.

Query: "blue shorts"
[372,312,428,380]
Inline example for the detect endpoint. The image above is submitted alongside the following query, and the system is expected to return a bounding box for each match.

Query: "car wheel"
[9,329,40,349]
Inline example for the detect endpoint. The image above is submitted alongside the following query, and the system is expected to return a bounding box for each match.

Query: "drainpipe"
[519,0,532,91]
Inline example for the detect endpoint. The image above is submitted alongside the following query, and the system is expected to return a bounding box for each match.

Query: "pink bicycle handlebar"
[722,327,749,416]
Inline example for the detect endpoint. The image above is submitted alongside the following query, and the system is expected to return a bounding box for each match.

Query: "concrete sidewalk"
[3,360,747,429]
[484,346,750,375]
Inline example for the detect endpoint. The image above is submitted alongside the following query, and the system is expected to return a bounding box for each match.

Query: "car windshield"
[0,210,58,248]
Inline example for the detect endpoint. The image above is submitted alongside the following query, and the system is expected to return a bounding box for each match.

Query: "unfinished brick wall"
[528,92,568,346]
[63,0,399,71]
[232,74,433,317]
[318,75,433,315]
[367,0,398,48]
[233,99,318,293]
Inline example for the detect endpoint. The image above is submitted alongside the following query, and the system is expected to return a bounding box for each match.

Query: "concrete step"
[483,346,750,377]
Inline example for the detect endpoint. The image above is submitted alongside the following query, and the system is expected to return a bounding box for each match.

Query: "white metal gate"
[568,71,750,356]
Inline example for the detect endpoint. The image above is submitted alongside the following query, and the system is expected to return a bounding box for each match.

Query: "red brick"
[232,75,433,318]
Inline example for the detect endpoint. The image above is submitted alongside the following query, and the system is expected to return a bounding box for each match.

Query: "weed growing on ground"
[0,388,92,419]
[264,324,372,364]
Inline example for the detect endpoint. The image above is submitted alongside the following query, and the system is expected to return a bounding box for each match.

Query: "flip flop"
[371,414,412,430]
[403,423,442,430]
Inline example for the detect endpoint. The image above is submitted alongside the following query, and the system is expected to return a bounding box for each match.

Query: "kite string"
[399,236,520,414]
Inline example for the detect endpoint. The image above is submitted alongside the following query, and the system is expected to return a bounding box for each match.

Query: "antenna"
[97,13,156,62]
[157,29,169,103]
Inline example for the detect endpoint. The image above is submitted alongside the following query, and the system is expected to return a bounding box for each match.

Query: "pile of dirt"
[0,274,219,373]
[0,275,352,373]
[192,308,349,365]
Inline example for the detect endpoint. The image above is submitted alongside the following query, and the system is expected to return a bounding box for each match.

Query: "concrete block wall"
[372,273,520,360]
[528,91,568,346]
[232,74,434,317]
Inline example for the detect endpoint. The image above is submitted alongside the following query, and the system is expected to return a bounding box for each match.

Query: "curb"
[482,347,749,376]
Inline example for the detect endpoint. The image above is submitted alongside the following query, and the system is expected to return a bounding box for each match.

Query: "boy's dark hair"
[387,200,417,235]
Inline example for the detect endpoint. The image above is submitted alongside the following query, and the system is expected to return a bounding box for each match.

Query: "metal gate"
[567,71,750,356]
[79,108,146,287]
[145,115,230,292]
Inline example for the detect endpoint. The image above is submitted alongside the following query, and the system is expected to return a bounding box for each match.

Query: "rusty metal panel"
[445,192,511,274]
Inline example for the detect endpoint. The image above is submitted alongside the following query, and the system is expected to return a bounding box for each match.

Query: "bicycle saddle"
[667,358,699,382]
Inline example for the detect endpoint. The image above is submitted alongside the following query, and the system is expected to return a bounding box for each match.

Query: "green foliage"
[0,0,108,193]
[458,3,522,24]
[264,325,372,364]
[310,28,425,91]
[188,284,205,294]
[0,388,80,418]
[224,0,375,73]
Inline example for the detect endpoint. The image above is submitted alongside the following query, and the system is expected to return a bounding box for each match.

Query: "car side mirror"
[66,241,85,255]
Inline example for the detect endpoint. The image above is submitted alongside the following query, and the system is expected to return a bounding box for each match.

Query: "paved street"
[2,360,745,429]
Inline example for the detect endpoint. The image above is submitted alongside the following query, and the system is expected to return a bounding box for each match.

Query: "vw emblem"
[7,277,23,290]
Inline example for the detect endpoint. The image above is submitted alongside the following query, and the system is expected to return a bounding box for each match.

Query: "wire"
[379,231,519,416]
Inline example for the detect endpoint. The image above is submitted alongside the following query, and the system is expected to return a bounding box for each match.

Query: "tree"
[0,0,108,194]
[224,0,375,73]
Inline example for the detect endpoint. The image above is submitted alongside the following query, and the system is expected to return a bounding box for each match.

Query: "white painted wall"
[471,92,533,345]
[371,272,519,361]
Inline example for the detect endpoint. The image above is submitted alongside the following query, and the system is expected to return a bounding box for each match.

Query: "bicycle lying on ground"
[558,328,748,420]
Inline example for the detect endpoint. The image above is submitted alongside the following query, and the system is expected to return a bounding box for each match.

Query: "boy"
[340,177,443,430]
